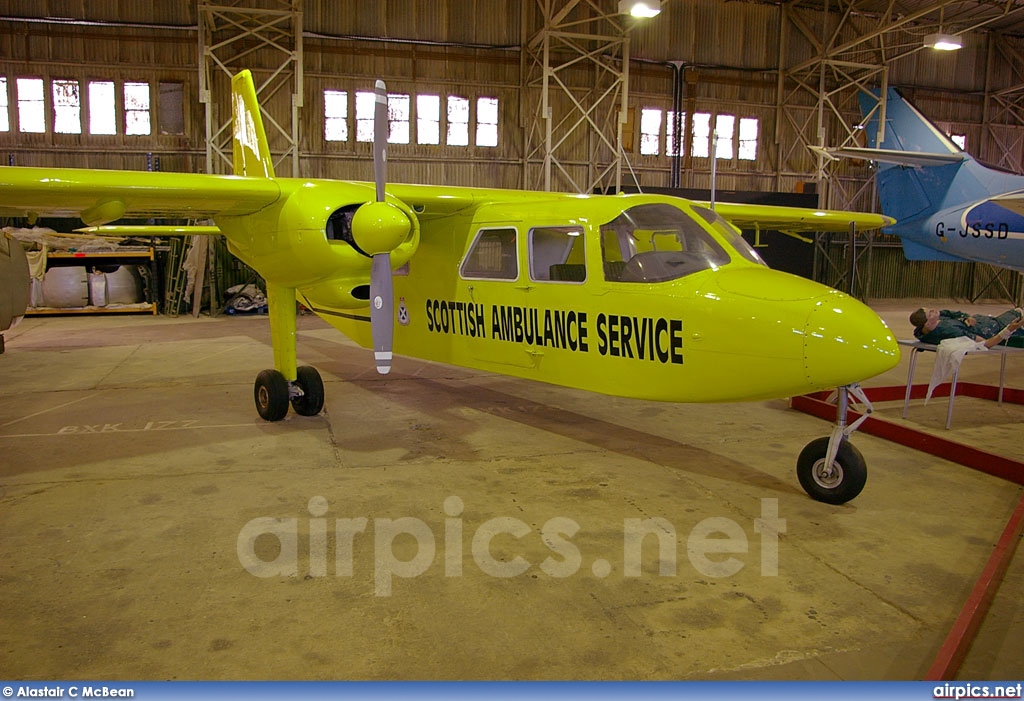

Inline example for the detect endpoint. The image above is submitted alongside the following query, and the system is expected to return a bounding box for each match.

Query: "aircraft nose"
[802,293,899,389]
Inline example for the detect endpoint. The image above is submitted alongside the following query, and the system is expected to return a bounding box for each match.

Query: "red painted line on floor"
[925,492,1024,681]
[791,387,1024,680]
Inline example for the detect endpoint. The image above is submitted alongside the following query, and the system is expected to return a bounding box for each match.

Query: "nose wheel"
[797,436,867,505]
[254,366,325,421]
[797,383,872,505]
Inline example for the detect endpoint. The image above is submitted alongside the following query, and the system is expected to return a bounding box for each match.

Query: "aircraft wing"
[809,145,965,168]
[710,202,895,235]
[0,166,281,225]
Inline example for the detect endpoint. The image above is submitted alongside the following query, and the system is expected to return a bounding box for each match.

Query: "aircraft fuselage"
[298,194,899,404]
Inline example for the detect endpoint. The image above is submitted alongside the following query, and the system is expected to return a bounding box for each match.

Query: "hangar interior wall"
[3,0,1024,300]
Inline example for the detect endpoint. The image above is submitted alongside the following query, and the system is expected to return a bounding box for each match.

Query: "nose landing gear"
[796,384,872,505]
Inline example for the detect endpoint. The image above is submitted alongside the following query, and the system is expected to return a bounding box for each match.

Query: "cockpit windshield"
[691,205,767,267]
[600,203,733,283]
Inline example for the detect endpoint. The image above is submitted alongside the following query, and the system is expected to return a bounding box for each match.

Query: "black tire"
[796,436,867,505]
[291,365,325,416]
[254,369,290,422]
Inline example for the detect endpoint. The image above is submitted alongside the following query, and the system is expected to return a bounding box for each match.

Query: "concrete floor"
[0,301,1021,680]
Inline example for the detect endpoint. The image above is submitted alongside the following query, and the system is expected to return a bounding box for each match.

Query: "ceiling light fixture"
[618,0,661,18]
[924,32,962,50]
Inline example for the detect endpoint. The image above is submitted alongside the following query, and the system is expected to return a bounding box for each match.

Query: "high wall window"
[646,107,760,163]
[640,108,662,156]
[89,81,116,135]
[158,82,185,135]
[666,111,686,156]
[124,82,151,136]
[324,90,348,142]
[476,97,498,147]
[417,94,440,145]
[738,117,758,161]
[17,78,45,133]
[691,112,711,158]
[387,93,410,144]
[951,134,967,149]
[320,86,497,148]
[714,114,735,159]
[447,96,469,146]
[0,78,8,132]
[52,80,81,134]
[355,90,375,142]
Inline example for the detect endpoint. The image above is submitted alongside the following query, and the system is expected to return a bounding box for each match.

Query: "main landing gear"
[254,366,325,422]
[796,383,872,505]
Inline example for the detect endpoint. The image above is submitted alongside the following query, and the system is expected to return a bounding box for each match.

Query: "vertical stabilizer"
[861,88,963,156]
[858,89,964,221]
[231,70,276,179]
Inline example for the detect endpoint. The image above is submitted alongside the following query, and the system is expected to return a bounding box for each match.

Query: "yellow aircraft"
[0,70,899,504]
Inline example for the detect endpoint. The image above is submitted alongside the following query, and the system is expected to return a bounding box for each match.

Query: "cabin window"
[461,227,518,280]
[529,226,586,283]
[601,203,730,282]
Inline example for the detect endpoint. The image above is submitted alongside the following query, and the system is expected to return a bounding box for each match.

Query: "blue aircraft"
[815,87,1024,271]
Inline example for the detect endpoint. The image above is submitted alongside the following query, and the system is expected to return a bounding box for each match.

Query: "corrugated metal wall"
[2,0,1024,299]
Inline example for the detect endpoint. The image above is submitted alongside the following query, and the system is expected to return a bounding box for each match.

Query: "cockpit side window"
[529,226,586,283]
[600,203,730,283]
[691,206,767,267]
[461,227,518,280]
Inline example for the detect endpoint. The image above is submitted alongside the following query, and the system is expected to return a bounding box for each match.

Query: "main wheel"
[796,436,867,505]
[254,369,290,422]
[290,365,325,416]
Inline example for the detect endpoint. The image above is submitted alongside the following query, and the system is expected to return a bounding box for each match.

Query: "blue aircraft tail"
[851,88,1024,266]
[858,89,969,224]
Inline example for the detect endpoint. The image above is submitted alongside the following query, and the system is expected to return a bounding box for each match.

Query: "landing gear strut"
[253,365,325,422]
[797,383,872,505]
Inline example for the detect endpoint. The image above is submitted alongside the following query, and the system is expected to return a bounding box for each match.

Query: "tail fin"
[858,88,965,223]
[860,88,963,156]
[231,70,275,179]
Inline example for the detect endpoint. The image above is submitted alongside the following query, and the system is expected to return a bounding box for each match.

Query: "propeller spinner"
[349,79,413,374]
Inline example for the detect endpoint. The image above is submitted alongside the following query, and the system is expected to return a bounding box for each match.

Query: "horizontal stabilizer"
[809,145,965,168]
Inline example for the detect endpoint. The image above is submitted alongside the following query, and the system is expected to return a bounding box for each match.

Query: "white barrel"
[42,267,89,308]
[104,266,143,305]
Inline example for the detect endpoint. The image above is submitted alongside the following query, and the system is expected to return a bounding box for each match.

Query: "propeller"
[350,79,412,375]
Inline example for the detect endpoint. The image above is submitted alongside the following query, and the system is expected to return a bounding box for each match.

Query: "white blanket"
[927,336,986,401]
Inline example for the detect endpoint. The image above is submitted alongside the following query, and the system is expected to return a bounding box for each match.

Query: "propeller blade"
[370,252,393,375]
[374,79,387,203]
